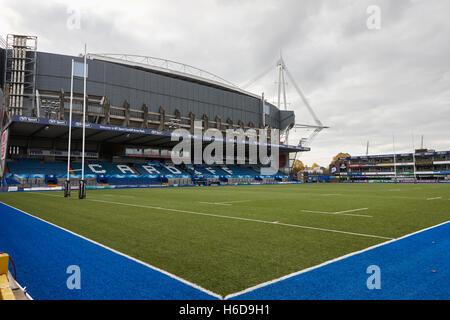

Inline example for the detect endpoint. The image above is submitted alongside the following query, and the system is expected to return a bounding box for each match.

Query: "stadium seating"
[134,162,189,177]
[5,158,288,189]
[7,158,66,177]
[222,165,258,177]
[72,161,138,176]
[184,165,226,177]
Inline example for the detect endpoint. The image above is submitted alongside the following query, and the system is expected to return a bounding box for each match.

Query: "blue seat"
[8,159,67,177]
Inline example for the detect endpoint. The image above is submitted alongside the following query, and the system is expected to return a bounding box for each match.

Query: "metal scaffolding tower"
[4,34,37,116]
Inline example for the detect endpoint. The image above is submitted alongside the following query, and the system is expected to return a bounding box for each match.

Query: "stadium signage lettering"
[19,116,39,123]
[48,119,67,125]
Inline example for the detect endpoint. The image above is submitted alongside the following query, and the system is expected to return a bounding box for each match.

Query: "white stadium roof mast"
[242,54,328,149]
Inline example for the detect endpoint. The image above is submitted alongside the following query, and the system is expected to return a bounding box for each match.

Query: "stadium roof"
[5,115,309,152]
[87,53,264,100]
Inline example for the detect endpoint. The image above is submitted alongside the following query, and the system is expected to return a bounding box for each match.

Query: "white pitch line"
[199,202,232,206]
[216,200,251,205]
[31,192,391,240]
[301,210,331,214]
[334,208,369,214]
[224,220,450,300]
[427,197,442,200]
[300,208,372,218]
[199,200,250,206]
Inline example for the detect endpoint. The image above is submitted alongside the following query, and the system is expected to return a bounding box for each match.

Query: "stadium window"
[264,104,270,115]
[144,148,159,156]
[161,150,170,157]
[125,148,142,155]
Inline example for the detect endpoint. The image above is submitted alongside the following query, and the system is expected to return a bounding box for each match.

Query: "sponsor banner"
[355,172,396,176]
[415,161,433,165]
[349,162,416,167]
[1,129,8,161]
[395,162,415,166]
[434,160,450,165]
[348,171,450,177]
[23,186,63,192]
[377,163,394,167]
[346,151,450,160]
[0,129,9,178]
[345,179,447,184]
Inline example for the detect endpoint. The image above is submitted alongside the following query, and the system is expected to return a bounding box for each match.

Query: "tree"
[332,153,351,162]
[310,163,320,170]
[292,160,305,172]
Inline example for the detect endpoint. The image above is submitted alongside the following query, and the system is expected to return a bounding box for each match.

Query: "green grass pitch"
[1,183,449,296]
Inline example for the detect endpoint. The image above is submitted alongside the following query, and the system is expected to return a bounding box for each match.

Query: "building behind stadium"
[329,149,450,183]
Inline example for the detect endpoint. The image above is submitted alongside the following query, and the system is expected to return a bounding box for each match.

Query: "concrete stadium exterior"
[2,48,295,131]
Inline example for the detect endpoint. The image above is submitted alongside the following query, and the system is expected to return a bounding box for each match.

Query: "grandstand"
[0,34,309,192]
[1,34,449,303]
[331,149,450,183]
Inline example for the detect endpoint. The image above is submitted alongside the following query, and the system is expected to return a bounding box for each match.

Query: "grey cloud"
[1,0,449,166]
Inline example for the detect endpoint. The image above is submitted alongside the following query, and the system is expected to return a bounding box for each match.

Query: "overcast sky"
[1,0,449,166]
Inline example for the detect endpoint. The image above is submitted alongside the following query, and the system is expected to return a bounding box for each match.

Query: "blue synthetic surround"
[2,198,445,300]
[0,202,217,300]
[231,221,450,300]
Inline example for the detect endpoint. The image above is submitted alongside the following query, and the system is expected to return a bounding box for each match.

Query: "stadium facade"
[330,149,450,183]
[0,34,308,191]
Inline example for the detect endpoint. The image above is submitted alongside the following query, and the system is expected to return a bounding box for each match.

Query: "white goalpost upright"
[64,59,75,197]
[412,133,417,184]
[393,134,397,183]
[79,44,87,199]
